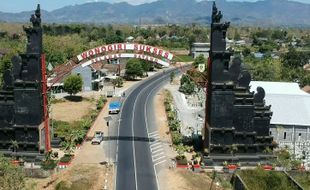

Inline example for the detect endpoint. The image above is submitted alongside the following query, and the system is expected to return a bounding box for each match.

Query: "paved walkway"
[165,83,202,137]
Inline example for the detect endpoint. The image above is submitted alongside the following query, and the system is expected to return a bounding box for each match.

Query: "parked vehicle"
[109,101,121,114]
[91,131,104,145]
[107,90,114,97]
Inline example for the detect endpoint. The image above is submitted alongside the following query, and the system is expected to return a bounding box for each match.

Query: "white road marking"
[152,148,164,154]
[149,133,160,138]
[151,147,162,152]
[152,152,164,158]
[154,159,167,166]
[132,94,140,190]
[150,142,161,147]
[148,131,158,135]
[153,156,166,163]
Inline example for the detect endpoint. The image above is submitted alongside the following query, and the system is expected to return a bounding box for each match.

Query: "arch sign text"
[77,43,174,67]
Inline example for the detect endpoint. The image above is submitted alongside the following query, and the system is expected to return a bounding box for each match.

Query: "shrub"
[55,181,71,190]
[169,120,181,131]
[59,154,73,163]
[70,178,92,190]
[112,77,124,88]
[41,159,58,170]
[171,131,182,145]
[176,155,187,165]
[167,111,176,121]
[96,96,107,110]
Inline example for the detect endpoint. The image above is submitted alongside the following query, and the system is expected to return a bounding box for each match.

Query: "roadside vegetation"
[47,95,107,167]
[163,89,197,165]
[289,171,310,190]
[237,167,299,190]
[0,154,25,190]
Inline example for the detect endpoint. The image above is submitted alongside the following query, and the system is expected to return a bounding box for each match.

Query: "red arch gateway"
[77,43,174,64]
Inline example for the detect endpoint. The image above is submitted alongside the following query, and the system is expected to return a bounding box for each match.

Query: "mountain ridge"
[0,0,309,27]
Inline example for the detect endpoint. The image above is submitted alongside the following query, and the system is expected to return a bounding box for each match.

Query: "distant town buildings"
[48,62,126,94]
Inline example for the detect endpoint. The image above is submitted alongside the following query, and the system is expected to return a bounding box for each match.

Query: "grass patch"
[174,55,194,62]
[289,171,310,189]
[53,96,107,147]
[238,168,299,190]
[205,172,232,189]
[59,154,74,163]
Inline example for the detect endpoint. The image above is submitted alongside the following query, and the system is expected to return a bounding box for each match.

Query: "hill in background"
[0,0,309,27]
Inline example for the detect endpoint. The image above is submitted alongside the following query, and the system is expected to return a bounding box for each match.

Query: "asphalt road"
[115,68,180,190]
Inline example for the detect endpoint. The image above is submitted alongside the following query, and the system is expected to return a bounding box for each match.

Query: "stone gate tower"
[204,3,274,164]
[0,5,46,160]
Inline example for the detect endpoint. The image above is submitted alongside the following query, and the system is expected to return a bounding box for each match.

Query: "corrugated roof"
[250,81,307,95]
[265,94,310,126]
[250,81,310,126]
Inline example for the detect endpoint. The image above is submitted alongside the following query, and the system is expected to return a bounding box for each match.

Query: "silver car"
[91,131,104,145]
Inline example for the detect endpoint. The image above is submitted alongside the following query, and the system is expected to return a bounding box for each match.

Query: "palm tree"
[209,170,217,190]
[10,140,19,159]
[229,144,238,163]
[61,135,75,155]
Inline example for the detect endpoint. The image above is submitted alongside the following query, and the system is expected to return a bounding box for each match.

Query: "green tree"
[140,60,154,75]
[242,47,251,57]
[0,154,25,190]
[171,131,183,145]
[271,30,287,40]
[61,134,76,155]
[179,81,195,95]
[125,59,144,79]
[10,140,19,159]
[234,30,241,40]
[274,148,292,171]
[112,77,124,88]
[247,58,278,81]
[0,54,13,74]
[192,54,206,68]
[63,74,83,96]
[281,47,310,68]
[179,74,196,94]
[180,74,191,85]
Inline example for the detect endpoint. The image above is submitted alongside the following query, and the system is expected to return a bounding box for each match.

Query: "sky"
[0,0,309,13]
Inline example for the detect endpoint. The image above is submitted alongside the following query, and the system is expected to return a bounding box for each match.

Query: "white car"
[91,131,104,145]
